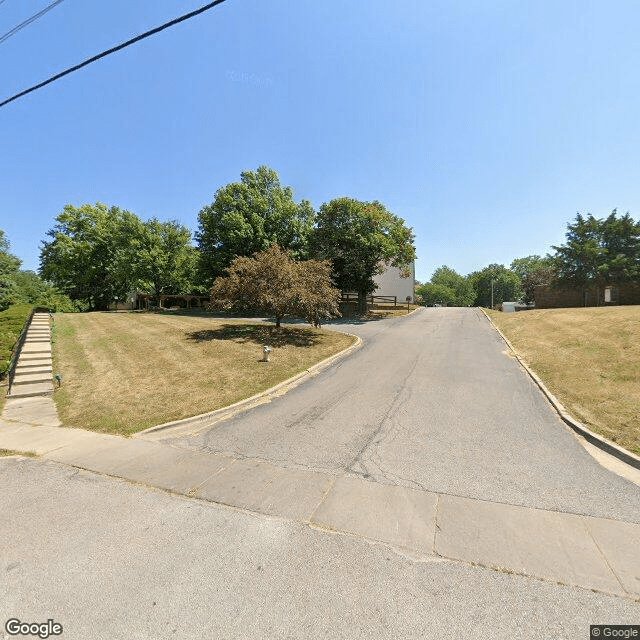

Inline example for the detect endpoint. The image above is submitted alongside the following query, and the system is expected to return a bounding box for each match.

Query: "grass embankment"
[0,304,33,414]
[52,312,356,435]
[340,303,420,319]
[367,304,420,318]
[488,306,640,456]
[0,304,33,378]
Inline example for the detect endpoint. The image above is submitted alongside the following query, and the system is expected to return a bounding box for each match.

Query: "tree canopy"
[0,230,21,276]
[429,265,474,306]
[310,197,416,312]
[0,230,22,311]
[468,264,521,308]
[1,229,77,312]
[415,282,456,307]
[196,166,315,288]
[551,210,640,291]
[40,203,197,310]
[135,219,199,297]
[510,255,555,304]
[209,244,341,328]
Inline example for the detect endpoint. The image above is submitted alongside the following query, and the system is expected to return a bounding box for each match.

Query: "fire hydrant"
[262,345,271,362]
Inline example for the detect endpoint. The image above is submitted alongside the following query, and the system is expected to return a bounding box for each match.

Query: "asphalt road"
[3,308,640,639]
[164,307,640,523]
[1,458,638,640]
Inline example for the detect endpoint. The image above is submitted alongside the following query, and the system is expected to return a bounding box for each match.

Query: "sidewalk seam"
[307,474,339,524]
[580,516,629,596]
[432,493,441,556]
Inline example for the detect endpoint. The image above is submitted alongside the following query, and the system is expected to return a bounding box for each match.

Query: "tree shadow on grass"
[185,324,322,348]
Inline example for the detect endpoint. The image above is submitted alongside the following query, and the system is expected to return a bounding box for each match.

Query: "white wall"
[373,263,415,303]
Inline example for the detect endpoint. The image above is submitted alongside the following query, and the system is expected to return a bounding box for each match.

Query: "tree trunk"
[357,291,367,315]
[275,316,282,328]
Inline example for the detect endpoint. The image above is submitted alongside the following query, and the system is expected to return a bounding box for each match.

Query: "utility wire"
[0,0,65,46]
[0,0,229,109]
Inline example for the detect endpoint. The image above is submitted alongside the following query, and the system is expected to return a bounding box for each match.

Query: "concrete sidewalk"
[1,418,638,601]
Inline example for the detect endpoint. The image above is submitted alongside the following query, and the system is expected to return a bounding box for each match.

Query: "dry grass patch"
[339,304,420,319]
[52,312,356,435]
[0,449,37,457]
[487,306,640,455]
[367,304,420,318]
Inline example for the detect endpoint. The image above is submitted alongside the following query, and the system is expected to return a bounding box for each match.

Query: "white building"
[373,262,416,303]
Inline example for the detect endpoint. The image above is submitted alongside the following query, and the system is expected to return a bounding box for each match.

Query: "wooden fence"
[340,293,398,306]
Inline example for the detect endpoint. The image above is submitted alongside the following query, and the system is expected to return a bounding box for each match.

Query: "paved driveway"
[2,307,639,638]
[163,307,640,522]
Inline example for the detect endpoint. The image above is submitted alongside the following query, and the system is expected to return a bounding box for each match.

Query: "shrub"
[0,304,33,378]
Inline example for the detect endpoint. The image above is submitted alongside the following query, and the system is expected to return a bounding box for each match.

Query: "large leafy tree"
[551,210,640,295]
[40,203,142,310]
[210,244,340,328]
[468,264,521,308]
[135,219,198,297]
[0,230,22,311]
[429,265,474,306]
[510,255,554,281]
[310,197,416,313]
[415,282,456,307]
[40,204,197,310]
[196,166,315,288]
[0,230,77,312]
[10,270,79,312]
[0,230,21,276]
[510,255,555,304]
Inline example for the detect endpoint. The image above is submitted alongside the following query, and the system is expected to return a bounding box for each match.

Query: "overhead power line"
[0,0,65,46]
[0,0,229,109]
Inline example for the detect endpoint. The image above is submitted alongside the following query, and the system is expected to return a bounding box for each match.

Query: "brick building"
[534,282,640,308]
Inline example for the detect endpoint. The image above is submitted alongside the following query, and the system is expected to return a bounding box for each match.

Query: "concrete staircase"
[8,312,54,398]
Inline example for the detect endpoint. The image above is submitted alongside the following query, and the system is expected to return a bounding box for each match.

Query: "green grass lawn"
[52,311,357,435]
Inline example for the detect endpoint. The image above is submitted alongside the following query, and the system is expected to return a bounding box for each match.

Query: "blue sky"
[1,0,639,283]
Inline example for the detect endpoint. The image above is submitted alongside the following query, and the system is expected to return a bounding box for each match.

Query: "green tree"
[293,258,342,327]
[599,210,640,282]
[430,265,474,306]
[40,203,142,310]
[40,204,197,310]
[10,270,83,312]
[551,210,640,298]
[510,255,554,281]
[196,166,314,288]
[415,282,455,306]
[520,266,555,305]
[469,264,521,307]
[135,219,197,297]
[0,230,22,311]
[0,230,21,275]
[310,197,416,313]
[209,244,340,328]
[510,255,555,304]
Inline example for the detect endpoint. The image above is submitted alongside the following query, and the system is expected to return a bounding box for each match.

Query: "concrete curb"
[480,308,640,472]
[136,332,364,437]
